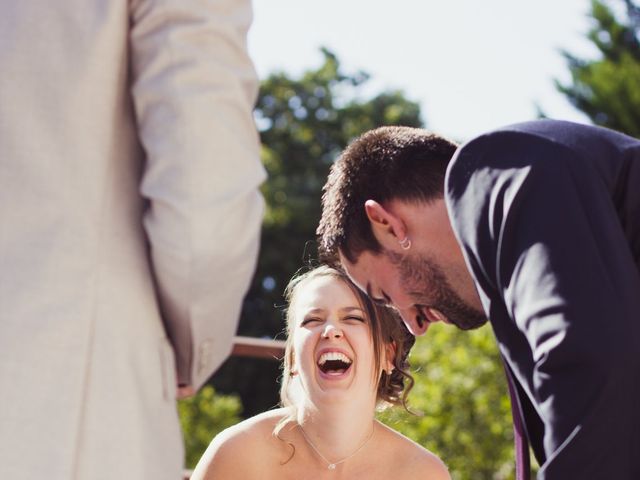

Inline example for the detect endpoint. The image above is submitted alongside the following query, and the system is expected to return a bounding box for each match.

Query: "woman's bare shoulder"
[190,408,292,480]
[377,421,451,480]
[204,407,288,450]
[225,407,290,436]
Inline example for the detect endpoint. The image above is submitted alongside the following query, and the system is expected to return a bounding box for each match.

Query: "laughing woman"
[191,265,450,479]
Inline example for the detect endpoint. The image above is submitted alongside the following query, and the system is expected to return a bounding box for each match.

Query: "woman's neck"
[296,398,377,467]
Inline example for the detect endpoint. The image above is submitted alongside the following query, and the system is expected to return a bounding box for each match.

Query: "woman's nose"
[321,323,343,339]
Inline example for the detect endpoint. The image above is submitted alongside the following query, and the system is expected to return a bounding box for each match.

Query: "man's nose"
[397,305,416,326]
[397,304,427,335]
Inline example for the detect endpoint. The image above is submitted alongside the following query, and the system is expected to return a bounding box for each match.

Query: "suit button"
[198,339,214,374]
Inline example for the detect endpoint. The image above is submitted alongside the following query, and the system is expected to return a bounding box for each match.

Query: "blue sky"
[249,0,598,142]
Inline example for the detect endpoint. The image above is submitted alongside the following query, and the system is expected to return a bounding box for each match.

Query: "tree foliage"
[178,386,242,469]
[379,325,520,480]
[557,0,640,136]
[183,49,518,479]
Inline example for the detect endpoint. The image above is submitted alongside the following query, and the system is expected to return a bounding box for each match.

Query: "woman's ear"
[288,348,298,376]
[364,200,407,249]
[383,341,397,374]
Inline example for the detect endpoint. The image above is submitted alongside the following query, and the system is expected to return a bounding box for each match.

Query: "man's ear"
[364,200,406,247]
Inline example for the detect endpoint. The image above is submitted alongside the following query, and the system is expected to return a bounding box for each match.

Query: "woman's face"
[290,275,381,408]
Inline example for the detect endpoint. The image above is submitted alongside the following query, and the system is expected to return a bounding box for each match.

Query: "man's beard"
[387,250,488,331]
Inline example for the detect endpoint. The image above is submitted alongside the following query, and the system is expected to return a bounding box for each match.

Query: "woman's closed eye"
[343,315,366,323]
[301,316,323,326]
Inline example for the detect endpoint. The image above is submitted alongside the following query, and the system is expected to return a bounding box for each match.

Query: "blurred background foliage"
[556,0,640,136]
[178,386,242,469]
[179,0,639,478]
[378,325,516,480]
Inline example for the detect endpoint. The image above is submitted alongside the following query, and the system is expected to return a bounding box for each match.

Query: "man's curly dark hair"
[317,126,458,264]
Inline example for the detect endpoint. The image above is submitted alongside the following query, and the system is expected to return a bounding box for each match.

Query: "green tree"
[557,0,640,136]
[379,326,519,480]
[178,386,242,469]
[191,49,518,479]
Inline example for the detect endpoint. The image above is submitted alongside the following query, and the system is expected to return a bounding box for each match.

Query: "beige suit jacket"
[0,0,265,478]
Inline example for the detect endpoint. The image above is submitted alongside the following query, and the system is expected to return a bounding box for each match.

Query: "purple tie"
[503,363,531,480]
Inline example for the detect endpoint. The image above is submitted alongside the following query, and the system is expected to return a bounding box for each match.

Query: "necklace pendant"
[328,464,336,470]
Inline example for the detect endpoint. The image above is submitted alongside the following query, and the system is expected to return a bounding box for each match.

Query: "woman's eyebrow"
[304,307,325,314]
[340,306,365,313]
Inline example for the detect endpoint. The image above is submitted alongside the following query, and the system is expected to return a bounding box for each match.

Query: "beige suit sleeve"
[129,0,266,390]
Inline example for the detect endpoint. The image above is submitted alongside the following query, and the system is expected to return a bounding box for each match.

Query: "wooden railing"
[231,335,286,360]
[182,335,285,479]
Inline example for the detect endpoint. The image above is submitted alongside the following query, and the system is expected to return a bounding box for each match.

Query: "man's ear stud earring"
[398,236,411,250]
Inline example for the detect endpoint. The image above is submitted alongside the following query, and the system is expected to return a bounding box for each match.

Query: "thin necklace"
[298,422,375,471]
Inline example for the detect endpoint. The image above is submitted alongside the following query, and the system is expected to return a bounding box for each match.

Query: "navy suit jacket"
[445,120,640,478]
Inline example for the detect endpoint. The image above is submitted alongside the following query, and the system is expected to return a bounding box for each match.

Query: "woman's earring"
[398,236,411,250]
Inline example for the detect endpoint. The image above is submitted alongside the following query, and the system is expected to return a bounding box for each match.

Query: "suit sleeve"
[446,130,638,478]
[129,0,266,390]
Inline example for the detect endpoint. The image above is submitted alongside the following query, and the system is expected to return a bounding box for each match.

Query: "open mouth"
[317,351,353,375]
